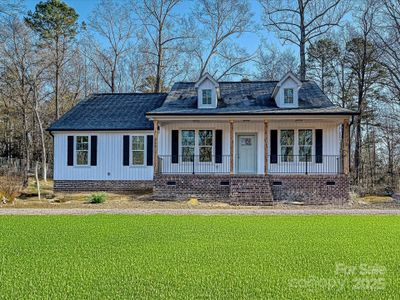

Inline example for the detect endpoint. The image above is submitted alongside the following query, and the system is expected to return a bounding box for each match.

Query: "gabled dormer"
[272,71,302,108]
[195,73,219,109]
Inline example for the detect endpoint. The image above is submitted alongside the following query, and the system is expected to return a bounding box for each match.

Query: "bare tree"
[191,0,253,80]
[259,0,350,81]
[256,43,298,80]
[87,0,134,93]
[134,0,189,92]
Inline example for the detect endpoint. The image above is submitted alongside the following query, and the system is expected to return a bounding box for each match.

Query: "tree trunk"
[299,2,306,81]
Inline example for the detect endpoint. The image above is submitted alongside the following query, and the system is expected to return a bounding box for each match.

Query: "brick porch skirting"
[269,174,349,204]
[154,174,349,205]
[153,174,231,201]
[53,180,153,192]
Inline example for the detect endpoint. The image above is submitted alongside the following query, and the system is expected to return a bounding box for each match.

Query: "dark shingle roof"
[48,93,167,131]
[148,81,355,115]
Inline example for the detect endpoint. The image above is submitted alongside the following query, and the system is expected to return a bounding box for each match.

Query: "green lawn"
[0,215,399,299]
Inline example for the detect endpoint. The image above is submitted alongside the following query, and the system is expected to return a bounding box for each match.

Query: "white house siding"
[53,131,154,180]
[158,119,341,175]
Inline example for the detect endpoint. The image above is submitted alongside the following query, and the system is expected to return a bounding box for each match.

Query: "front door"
[237,134,257,174]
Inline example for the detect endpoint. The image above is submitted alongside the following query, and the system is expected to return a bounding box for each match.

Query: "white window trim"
[278,129,315,163]
[74,135,91,167]
[131,134,147,167]
[179,129,215,163]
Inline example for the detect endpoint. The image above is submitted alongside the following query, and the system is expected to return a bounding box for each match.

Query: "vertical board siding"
[158,120,341,175]
[53,132,154,180]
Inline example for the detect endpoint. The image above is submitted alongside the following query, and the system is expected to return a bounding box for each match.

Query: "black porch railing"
[157,154,343,175]
[268,155,342,174]
[158,155,230,174]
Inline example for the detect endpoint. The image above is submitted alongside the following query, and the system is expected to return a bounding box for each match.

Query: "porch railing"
[158,155,230,174]
[157,154,342,175]
[268,155,342,175]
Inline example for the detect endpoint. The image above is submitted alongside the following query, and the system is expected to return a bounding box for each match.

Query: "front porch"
[152,118,350,204]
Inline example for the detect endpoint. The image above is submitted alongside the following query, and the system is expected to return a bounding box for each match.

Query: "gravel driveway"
[1,208,400,215]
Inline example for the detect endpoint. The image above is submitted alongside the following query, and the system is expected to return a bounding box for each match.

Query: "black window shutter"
[67,136,74,166]
[90,136,97,166]
[270,130,278,164]
[147,135,153,166]
[171,130,179,163]
[215,130,223,163]
[123,135,130,166]
[316,129,323,163]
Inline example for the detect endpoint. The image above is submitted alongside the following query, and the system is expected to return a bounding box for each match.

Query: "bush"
[89,193,107,204]
[0,175,23,204]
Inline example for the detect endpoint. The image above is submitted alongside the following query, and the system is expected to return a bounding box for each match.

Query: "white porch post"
[264,120,268,175]
[153,120,159,175]
[343,119,350,175]
[230,120,234,175]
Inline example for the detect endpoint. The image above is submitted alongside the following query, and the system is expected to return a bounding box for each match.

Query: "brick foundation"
[54,180,153,192]
[154,174,349,205]
[153,174,230,200]
[269,175,349,204]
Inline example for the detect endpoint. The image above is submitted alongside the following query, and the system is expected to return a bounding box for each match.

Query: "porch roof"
[148,81,356,116]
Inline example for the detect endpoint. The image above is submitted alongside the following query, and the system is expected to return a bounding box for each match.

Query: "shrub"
[89,193,107,204]
[0,175,23,204]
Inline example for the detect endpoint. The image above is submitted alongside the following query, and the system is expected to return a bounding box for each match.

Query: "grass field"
[0,215,399,299]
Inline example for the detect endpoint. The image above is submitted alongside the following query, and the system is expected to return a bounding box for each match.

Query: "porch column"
[153,120,159,175]
[264,120,268,175]
[343,119,350,175]
[230,120,234,175]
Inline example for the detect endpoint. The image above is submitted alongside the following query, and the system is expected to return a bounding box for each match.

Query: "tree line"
[0,0,399,195]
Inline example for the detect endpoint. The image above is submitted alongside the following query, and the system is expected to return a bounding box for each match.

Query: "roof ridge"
[92,92,168,96]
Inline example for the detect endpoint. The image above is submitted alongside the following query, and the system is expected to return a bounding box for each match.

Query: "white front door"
[236,134,257,174]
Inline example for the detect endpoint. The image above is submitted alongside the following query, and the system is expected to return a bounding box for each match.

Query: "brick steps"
[229,176,274,205]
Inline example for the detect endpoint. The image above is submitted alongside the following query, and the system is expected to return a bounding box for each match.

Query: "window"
[298,129,312,162]
[284,88,294,104]
[202,89,212,105]
[199,130,213,162]
[76,136,89,165]
[181,130,195,162]
[132,135,145,165]
[280,130,294,162]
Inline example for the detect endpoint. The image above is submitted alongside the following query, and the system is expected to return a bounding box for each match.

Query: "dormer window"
[272,71,302,108]
[195,73,219,109]
[202,89,212,105]
[284,88,294,104]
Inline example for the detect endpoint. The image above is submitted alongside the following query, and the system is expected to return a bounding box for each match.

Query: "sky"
[24,0,290,56]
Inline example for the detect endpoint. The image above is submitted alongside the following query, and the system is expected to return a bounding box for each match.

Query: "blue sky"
[24,0,291,56]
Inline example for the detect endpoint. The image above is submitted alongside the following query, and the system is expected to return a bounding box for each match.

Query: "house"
[48,72,356,204]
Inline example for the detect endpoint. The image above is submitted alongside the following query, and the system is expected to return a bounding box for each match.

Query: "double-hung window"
[76,136,89,165]
[298,129,312,162]
[181,130,195,162]
[199,130,213,162]
[284,88,294,104]
[132,135,145,165]
[280,130,294,162]
[202,89,212,105]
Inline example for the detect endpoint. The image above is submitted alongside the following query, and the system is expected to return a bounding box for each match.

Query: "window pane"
[284,89,293,103]
[199,130,213,146]
[299,129,312,146]
[181,130,195,146]
[202,89,212,105]
[77,151,88,165]
[182,147,194,162]
[299,146,312,162]
[200,147,212,162]
[132,136,144,150]
[132,151,144,165]
[280,130,294,146]
[281,146,294,162]
[76,136,89,150]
